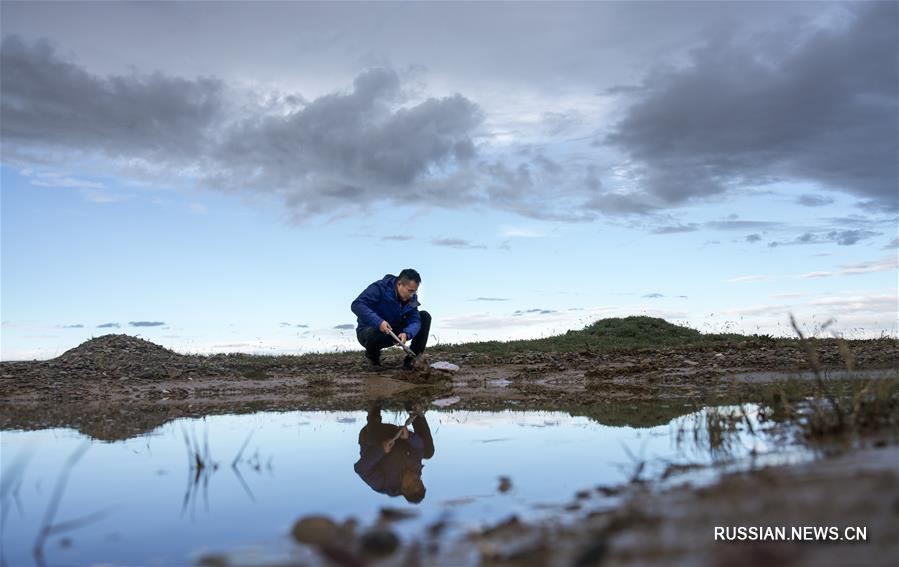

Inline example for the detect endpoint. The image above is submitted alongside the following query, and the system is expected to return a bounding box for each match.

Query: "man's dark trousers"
[357,311,431,360]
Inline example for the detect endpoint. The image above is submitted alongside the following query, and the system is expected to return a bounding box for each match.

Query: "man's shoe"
[364,352,381,367]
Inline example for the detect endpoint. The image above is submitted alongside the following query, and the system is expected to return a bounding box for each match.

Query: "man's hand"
[379,320,392,334]
[397,332,407,343]
[382,439,395,453]
[399,427,409,440]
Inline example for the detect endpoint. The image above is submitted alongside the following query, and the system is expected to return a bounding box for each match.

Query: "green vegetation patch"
[430,316,746,356]
[583,316,701,340]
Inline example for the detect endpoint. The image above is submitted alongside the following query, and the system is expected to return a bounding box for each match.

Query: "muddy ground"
[2,334,898,565]
[3,334,897,439]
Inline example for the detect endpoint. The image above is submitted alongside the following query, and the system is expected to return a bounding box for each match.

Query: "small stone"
[572,538,608,567]
[291,515,339,545]
[379,507,419,522]
[196,554,229,566]
[360,526,399,556]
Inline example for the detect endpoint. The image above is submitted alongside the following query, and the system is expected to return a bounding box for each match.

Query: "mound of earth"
[49,334,205,380]
[583,316,701,340]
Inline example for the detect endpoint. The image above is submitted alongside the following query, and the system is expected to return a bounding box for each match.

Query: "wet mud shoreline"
[1,335,896,437]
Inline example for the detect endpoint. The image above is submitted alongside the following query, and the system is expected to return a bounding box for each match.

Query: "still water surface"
[1,405,785,565]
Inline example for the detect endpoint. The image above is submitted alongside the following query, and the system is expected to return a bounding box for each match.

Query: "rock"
[379,507,419,522]
[596,485,625,497]
[196,554,230,566]
[291,515,339,545]
[360,526,400,556]
[479,533,546,562]
[572,538,608,567]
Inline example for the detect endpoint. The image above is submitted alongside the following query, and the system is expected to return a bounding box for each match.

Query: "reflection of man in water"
[353,406,434,503]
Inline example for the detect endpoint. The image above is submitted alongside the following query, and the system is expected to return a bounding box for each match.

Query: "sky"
[1,0,897,361]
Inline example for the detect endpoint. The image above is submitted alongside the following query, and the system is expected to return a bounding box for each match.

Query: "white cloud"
[22,169,106,190]
[716,291,897,338]
[839,256,898,276]
[808,294,896,313]
[80,188,129,204]
[500,225,547,238]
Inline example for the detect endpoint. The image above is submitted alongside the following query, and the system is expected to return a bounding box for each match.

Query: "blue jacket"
[353,431,427,497]
[351,274,422,340]
[353,410,434,497]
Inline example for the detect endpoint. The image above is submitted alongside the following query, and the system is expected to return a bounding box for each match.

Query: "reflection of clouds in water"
[435,411,582,428]
[0,405,796,565]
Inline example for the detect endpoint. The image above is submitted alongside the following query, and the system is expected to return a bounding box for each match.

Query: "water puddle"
[724,367,898,383]
[1,404,804,565]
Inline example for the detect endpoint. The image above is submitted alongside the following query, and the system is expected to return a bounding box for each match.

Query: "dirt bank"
[2,334,897,440]
[431,444,899,567]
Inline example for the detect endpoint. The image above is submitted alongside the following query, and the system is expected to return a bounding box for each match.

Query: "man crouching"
[351,268,431,369]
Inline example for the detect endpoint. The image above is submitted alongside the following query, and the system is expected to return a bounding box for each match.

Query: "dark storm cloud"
[334,324,354,330]
[431,238,487,250]
[480,160,598,222]
[0,37,484,219]
[211,67,484,218]
[0,35,224,161]
[540,111,584,137]
[5,3,894,225]
[583,193,657,216]
[97,322,120,328]
[129,321,165,327]
[797,194,835,207]
[605,2,898,212]
[0,1,826,95]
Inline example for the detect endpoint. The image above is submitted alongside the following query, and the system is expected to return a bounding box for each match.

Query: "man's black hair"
[397,268,421,284]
